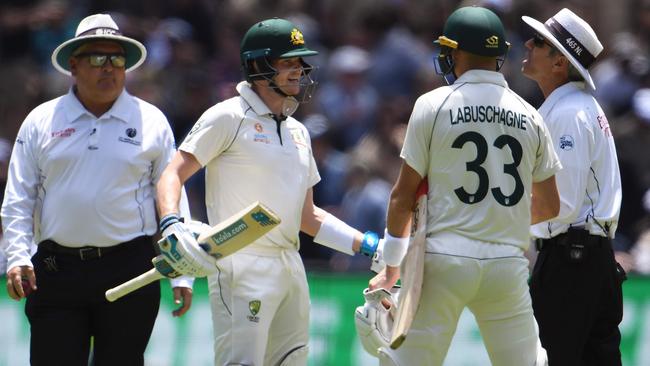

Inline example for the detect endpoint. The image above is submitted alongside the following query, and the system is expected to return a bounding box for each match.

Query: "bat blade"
[390,178,428,349]
[105,201,280,302]
[197,201,281,259]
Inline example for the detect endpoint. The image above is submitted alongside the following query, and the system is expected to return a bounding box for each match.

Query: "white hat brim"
[51,34,147,76]
[522,15,596,90]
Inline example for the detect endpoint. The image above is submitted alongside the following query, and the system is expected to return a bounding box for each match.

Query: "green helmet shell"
[437,7,509,57]
[240,18,318,80]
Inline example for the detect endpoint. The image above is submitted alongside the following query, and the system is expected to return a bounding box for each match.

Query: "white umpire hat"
[51,13,147,76]
[522,8,603,90]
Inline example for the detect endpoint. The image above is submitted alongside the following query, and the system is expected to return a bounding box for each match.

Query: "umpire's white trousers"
[380,232,540,366]
[207,247,309,366]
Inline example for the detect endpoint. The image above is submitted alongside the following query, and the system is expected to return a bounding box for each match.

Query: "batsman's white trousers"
[380,232,540,366]
[208,246,309,366]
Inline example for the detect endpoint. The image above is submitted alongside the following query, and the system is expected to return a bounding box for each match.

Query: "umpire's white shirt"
[401,70,561,251]
[179,82,320,250]
[2,88,177,271]
[531,82,622,239]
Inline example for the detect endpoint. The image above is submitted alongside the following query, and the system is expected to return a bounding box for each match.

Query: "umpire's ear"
[69,57,78,76]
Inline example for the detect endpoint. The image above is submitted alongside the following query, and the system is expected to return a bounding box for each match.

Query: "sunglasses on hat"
[74,53,126,68]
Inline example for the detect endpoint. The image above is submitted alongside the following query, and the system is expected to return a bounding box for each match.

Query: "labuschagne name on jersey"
[450,105,528,131]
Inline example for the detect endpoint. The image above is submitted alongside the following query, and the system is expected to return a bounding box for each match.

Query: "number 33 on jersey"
[400,70,561,248]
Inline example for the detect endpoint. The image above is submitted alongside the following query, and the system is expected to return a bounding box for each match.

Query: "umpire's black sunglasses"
[74,53,126,68]
[532,34,553,48]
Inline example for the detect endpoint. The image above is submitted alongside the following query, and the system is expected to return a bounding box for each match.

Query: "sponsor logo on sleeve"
[597,115,612,137]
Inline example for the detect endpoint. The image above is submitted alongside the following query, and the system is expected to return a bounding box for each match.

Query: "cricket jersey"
[180,82,320,250]
[531,82,621,239]
[401,70,561,249]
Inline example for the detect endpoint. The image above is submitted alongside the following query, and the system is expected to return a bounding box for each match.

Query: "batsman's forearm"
[530,176,560,224]
[307,204,364,254]
[156,171,184,217]
[157,150,202,217]
[386,193,414,238]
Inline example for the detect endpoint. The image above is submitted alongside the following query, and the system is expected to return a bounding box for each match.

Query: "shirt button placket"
[88,120,99,150]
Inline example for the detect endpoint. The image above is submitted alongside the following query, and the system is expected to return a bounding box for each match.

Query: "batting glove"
[158,214,218,277]
[354,287,399,356]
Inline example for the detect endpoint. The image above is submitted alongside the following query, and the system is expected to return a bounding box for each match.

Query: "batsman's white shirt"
[402,70,561,250]
[2,89,177,270]
[530,82,621,239]
[382,70,560,366]
[180,81,319,365]
[180,82,320,249]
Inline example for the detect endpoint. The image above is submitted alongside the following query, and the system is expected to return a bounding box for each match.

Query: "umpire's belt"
[535,228,608,251]
[38,236,150,260]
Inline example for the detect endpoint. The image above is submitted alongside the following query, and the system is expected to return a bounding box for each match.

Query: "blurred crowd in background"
[2,0,650,274]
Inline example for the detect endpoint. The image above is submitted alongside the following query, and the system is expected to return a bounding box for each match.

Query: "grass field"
[1,273,649,365]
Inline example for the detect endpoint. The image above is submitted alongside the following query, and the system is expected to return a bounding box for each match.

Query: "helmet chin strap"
[269,80,290,97]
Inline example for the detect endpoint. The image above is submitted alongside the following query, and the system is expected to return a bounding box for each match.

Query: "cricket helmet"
[434,6,510,84]
[240,18,318,82]
[436,6,509,57]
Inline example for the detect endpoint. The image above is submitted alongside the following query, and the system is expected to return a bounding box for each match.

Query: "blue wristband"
[159,213,181,233]
[360,231,380,257]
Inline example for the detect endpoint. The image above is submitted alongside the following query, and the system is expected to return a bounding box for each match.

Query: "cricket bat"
[390,178,428,349]
[105,201,280,302]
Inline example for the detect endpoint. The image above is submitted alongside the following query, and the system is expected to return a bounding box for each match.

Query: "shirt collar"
[63,87,132,123]
[454,70,508,88]
[539,82,585,116]
[236,81,273,117]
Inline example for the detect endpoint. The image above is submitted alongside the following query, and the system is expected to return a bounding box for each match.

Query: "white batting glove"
[158,214,218,277]
[354,287,399,356]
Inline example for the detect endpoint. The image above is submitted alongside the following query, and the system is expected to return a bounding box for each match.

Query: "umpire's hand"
[172,286,193,317]
[6,265,36,300]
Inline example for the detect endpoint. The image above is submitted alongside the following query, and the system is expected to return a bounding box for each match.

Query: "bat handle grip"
[105,268,164,302]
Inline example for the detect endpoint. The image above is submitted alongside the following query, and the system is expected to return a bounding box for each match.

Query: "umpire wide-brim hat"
[51,13,147,76]
[522,8,603,90]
